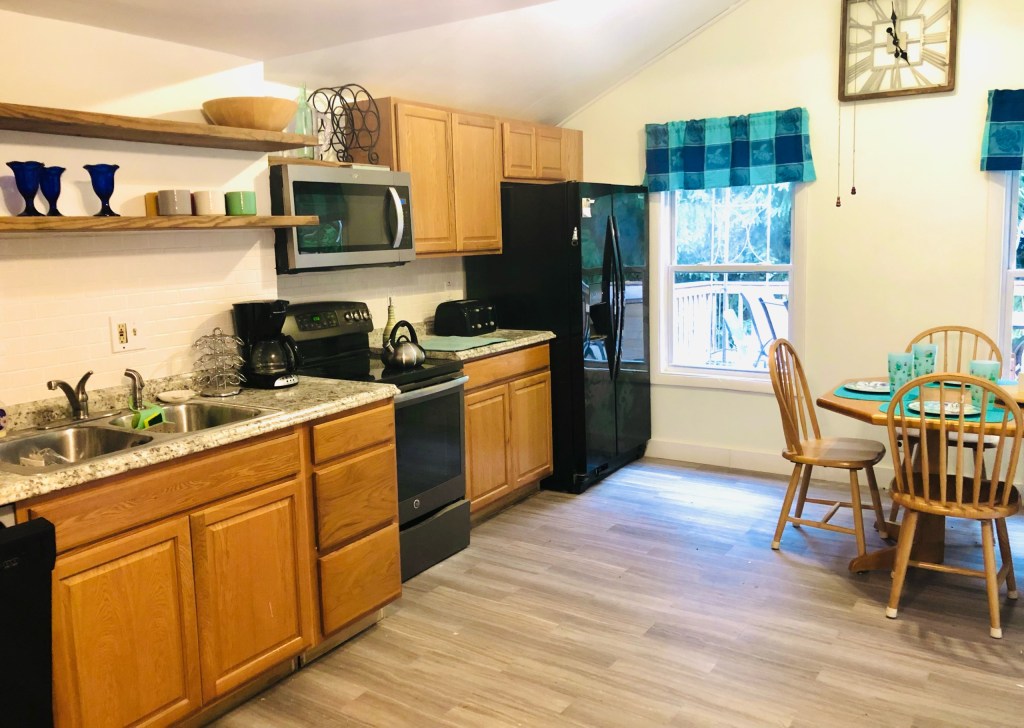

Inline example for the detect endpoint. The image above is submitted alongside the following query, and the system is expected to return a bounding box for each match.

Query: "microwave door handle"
[388,186,405,249]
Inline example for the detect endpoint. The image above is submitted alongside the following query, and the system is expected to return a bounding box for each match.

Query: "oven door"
[394,375,467,525]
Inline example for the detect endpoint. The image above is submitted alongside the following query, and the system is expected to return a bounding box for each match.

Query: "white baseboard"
[645,438,897,489]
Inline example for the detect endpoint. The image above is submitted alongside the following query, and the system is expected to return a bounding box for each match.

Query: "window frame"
[653,184,797,390]
[1000,170,1023,374]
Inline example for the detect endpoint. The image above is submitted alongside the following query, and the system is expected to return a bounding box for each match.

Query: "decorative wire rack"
[308,84,381,164]
[192,327,246,397]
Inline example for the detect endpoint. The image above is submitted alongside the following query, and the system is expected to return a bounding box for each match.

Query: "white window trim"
[650,186,806,394]
[999,170,1021,371]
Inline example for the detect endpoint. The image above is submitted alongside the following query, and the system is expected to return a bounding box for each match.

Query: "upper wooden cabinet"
[502,122,579,181]
[385,99,501,256]
[394,103,458,254]
[502,121,538,179]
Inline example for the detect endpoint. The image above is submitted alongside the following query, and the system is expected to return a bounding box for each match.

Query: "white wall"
[0,10,464,406]
[566,0,1024,475]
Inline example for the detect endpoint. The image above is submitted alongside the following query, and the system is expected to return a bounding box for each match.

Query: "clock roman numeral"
[863,69,886,93]
[848,37,873,52]
[925,4,950,29]
[921,47,948,69]
[923,32,948,44]
[849,56,873,78]
[891,66,903,90]
[908,63,932,86]
[911,0,927,16]
[894,0,908,16]
[867,0,888,21]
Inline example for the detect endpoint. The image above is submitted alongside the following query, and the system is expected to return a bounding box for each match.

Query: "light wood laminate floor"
[214,459,1024,727]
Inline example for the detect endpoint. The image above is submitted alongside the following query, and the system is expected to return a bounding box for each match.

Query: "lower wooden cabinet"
[464,345,553,513]
[52,518,201,728]
[319,523,402,635]
[465,383,513,509]
[190,478,311,701]
[510,370,553,486]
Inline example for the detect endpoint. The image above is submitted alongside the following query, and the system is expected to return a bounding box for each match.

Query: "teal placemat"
[419,335,508,352]
[923,378,1016,388]
[833,385,895,402]
[879,400,1007,420]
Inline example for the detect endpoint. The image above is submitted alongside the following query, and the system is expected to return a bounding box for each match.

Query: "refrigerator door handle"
[610,214,626,381]
[601,216,617,379]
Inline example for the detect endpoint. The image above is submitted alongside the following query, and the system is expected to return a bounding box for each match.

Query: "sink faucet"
[47,370,93,420]
[124,369,145,411]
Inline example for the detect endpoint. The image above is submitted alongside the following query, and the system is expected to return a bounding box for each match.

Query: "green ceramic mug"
[225,190,256,216]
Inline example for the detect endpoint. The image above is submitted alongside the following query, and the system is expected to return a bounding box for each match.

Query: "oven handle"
[394,374,468,404]
[388,186,405,249]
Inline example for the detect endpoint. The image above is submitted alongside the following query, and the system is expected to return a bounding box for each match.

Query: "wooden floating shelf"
[0,215,318,233]
[0,102,318,153]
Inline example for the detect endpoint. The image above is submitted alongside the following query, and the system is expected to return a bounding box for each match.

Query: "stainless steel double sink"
[0,401,280,474]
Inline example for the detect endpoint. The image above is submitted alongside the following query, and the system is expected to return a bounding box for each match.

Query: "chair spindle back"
[906,326,1002,373]
[769,339,821,456]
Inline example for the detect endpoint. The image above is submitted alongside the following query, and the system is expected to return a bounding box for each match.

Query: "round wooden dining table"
[817,378,1024,572]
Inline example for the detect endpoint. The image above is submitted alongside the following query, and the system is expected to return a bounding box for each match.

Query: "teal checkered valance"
[981,90,1024,172]
[645,107,816,192]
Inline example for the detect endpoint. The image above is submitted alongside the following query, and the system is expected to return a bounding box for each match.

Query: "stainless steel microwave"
[271,164,415,272]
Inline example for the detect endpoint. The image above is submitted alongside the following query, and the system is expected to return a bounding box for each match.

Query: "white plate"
[845,380,890,394]
[906,400,980,417]
[156,389,197,404]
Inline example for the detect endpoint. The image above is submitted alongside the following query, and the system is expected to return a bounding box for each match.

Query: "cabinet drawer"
[312,402,395,465]
[319,523,402,636]
[464,345,550,392]
[24,431,300,554]
[314,443,397,552]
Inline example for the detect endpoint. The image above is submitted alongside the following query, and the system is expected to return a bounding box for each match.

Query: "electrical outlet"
[110,315,145,353]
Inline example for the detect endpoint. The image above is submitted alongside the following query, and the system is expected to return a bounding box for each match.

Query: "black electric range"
[283,301,470,582]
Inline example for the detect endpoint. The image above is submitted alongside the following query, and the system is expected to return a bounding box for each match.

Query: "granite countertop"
[0,376,398,506]
[371,327,555,362]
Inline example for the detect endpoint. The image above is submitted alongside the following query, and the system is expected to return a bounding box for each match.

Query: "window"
[1004,170,1024,374]
[665,183,793,374]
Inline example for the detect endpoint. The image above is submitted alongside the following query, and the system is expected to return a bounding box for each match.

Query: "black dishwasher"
[0,518,56,727]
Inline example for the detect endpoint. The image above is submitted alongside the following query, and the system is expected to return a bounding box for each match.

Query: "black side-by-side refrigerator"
[465,181,651,493]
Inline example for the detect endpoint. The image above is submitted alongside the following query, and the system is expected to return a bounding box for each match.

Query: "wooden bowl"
[201,96,297,132]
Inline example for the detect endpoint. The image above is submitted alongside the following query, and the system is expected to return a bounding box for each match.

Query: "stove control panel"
[283,301,374,341]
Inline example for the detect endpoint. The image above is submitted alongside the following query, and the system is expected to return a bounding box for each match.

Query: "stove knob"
[344,312,353,321]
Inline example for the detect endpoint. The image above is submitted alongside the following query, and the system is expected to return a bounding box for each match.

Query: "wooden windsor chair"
[768,340,888,560]
[890,325,1004,522]
[885,373,1021,638]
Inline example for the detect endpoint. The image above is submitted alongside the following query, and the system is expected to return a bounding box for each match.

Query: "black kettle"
[381,321,426,369]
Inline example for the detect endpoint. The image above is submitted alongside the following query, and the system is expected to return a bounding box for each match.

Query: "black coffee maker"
[232,300,300,389]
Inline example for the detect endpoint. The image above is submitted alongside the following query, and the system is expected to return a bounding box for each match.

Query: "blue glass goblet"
[6,161,44,216]
[40,165,65,216]
[84,163,120,217]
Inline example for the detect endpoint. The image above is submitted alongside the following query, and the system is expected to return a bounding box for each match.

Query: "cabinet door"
[395,103,457,254]
[536,125,566,180]
[562,128,583,181]
[319,523,402,636]
[502,120,537,178]
[510,370,554,486]
[465,383,513,511]
[453,112,502,253]
[190,479,311,701]
[53,518,201,728]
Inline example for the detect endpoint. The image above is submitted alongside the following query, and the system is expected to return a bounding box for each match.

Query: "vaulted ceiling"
[0,0,745,124]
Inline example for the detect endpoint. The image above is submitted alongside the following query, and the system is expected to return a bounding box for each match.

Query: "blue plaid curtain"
[645,107,816,192]
[981,90,1024,171]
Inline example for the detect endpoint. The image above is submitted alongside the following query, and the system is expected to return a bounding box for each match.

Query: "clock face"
[840,0,957,101]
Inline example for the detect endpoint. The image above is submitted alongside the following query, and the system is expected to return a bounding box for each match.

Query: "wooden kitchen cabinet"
[464,345,553,513]
[394,102,457,254]
[453,112,502,253]
[52,517,201,728]
[308,402,402,642]
[465,383,513,508]
[502,121,572,181]
[502,120,538,179]
[190,478,312,701]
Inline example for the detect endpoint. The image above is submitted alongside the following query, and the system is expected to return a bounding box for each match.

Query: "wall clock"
[839,0,958,101]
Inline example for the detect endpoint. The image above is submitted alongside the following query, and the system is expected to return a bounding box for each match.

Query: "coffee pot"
[381,321,426,369]
[232,300,300,388]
